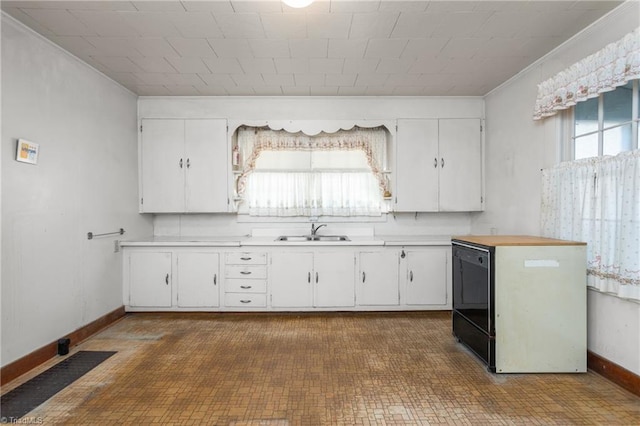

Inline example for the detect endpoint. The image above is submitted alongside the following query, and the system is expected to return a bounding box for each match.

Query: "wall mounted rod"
[87,228,125,240]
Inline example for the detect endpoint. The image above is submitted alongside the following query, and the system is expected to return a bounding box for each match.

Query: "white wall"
[1,15,153,366]
[476,2,640,374]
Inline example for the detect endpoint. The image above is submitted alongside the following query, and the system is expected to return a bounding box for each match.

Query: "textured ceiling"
[1,1,624,96]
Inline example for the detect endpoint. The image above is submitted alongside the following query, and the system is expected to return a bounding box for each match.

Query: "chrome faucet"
[311,223,327,236]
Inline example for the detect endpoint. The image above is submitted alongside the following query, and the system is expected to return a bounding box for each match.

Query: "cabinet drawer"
[225,252,267,265]
[225,293,267,307]
[225,265,267,279]
[226,279,267,293]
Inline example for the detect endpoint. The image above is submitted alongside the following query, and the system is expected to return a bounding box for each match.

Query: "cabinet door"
[438,118,483,211]
[358,252,399,306]
[184,119,229,212]
[177,252,219,308]
[314,252,355,308]
[140,119,185,212]
[270,252,313,308]
[129,252,172,307]
[404,249,448,306]
[395,119,439,211]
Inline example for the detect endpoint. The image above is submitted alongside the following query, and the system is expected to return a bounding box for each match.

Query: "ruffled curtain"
[236,127,388,195]
[533,27,640,120]
[235,126,388,217]
[541,150,640,301]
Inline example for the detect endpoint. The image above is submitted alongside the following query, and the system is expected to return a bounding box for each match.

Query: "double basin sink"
[275,235,350,242]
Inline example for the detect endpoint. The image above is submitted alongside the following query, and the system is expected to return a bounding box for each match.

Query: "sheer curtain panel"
[541,150,640,301]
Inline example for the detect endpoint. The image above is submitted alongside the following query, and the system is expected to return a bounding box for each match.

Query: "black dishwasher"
[452,241,496,371]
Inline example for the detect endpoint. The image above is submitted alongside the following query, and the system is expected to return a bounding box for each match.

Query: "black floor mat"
[0,351,116,420]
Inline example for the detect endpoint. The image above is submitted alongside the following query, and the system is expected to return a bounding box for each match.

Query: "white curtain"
[533,27,640,120]
[235,126,388,217]
[541,150,640,301]
[245,171,382,217]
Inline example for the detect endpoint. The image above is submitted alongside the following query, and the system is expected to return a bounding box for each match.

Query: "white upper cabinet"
[395,118,483,212]
[140,118,228,213]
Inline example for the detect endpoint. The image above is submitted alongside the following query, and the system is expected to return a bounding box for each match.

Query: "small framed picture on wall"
[16,139,39,165]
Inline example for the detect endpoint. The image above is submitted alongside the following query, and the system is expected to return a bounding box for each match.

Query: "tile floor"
[2,312,639,425]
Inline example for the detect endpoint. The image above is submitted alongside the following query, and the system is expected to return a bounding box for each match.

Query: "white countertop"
[120,235,452,247]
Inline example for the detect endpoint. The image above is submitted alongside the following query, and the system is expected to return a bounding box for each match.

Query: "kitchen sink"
[275,235,350,242]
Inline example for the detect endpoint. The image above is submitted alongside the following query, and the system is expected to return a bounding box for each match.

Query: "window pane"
[603,124,633,156]
[575,97,598,136]
[255,150,310,169]
[312,151,369,169]
[574,134,598,159]
[603,81,633,128]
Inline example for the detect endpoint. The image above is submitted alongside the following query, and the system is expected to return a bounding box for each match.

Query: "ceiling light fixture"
[282,0,314,8]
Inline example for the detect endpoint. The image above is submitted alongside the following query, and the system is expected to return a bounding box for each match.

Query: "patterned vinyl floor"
[2,312,638,425]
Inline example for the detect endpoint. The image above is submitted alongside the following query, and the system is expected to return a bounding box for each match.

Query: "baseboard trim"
[0,306,126,386]
[588,350,640,397]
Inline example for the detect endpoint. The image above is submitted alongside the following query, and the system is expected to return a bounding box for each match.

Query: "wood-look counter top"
[452,235,586,247]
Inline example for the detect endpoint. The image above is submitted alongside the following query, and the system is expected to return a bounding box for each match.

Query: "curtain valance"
[236,126,389,196]
[533,27,640,120]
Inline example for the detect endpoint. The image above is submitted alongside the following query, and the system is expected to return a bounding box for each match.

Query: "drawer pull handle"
[441,157,445,168]
[240,271,252,275]
[362,271,366,283]
[308,272,311,283]
[240,257,252,261]
[165,273,169,285]
[410,271,413,282]
[240,299,251,304]
[434,157,437,168]
[240,285,252,289]
[213,274,217,285]
[315,272,318,283]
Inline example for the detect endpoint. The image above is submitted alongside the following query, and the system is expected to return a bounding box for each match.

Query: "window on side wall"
[572,79,639,159]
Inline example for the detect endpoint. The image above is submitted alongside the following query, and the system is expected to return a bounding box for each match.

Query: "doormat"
[0,351,116,421]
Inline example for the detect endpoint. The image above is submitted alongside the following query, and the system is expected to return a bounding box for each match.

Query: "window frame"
[569,80,639,160]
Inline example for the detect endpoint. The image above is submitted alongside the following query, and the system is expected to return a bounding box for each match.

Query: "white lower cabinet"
[124,244,451,311]
[270,251,355,308]
[401,247,450,306]
[177,252,220,308]
[358,251,400,306]
[128,251,173,308]
[224,251,268,309]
